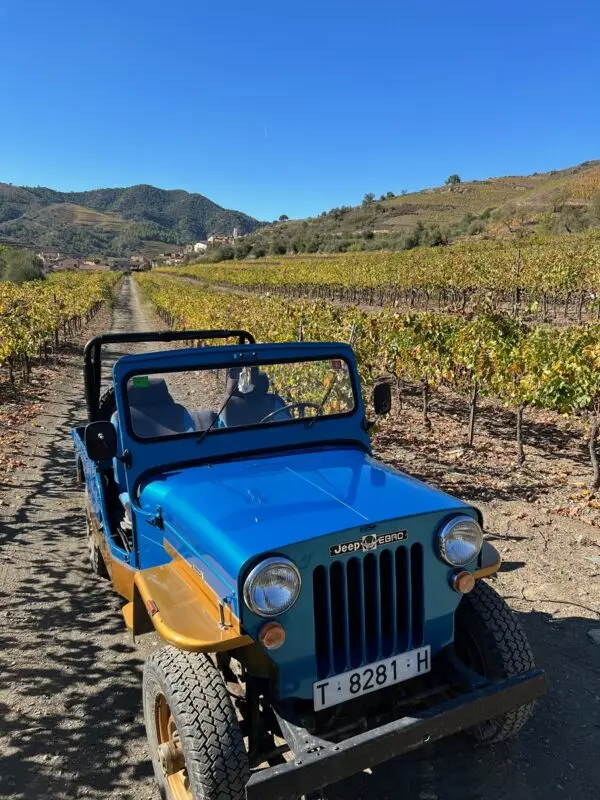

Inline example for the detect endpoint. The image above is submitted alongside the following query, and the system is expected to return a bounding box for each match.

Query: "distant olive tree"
[548,187,569,213]
[1,249,44,282]
[445,174,461,185]
[362,192,375,205]
[557,205,590,234]
[279,214,289,222]
[270,239,287,255]
[493,203,530,236]
[590,190,600,222]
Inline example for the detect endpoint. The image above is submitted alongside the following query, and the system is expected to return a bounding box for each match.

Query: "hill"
[229,160,600,258]
[0,183,261,258]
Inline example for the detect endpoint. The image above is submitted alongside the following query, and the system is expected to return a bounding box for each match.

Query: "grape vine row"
[0,271,120,384]
[161,229,600,320]
[136,273,600,487]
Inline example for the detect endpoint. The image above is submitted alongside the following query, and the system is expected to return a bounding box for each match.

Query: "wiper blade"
[196,391,234,446]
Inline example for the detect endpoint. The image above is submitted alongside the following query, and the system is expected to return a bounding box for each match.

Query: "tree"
[270,239,287,256]
[279,214,289,222]
[234,240,252,259]
[590,190,600,222]
[421,224,445,247]
[557,205,590,234]
[362,193,375,206]
[445,174,461,185]
[493,203,529,236]
[386,191,395,199]
[1,249,44,282]
[548,187,569,213]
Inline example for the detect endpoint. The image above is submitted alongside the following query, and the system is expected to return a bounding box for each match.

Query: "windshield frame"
[120,351,361,446]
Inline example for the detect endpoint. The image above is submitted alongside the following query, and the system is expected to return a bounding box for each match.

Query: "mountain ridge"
[0,182,262,258]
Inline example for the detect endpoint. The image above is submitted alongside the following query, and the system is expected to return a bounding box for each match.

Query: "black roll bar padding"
[83,329,256,422]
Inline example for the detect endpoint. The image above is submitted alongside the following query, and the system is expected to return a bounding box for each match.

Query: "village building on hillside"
[158,251,185,266]
[54,258,81,271]
[36,251,62,266]
[184,241,209,254]
[206,229,245,246]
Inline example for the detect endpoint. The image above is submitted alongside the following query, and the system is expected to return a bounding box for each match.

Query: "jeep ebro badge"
[329,530,407,556]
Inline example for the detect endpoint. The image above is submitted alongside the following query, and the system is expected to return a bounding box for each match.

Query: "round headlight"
[243,557,301,617]
[438,515,483,567]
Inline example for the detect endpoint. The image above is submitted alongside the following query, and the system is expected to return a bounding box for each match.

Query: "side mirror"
[85,421,117,461]
[373,382,392,416]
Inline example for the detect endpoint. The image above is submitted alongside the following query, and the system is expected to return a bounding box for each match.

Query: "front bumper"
[246,668,546,800]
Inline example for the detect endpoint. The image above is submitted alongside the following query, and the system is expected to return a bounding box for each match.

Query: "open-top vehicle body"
[73,329,546,800]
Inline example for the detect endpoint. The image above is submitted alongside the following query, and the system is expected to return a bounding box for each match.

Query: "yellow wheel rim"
[155,694,192,800]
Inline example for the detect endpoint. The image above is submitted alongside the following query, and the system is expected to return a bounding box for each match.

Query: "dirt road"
[0,277,598,800]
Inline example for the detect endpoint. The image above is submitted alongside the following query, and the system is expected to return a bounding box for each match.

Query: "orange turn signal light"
[452,570,476,594]
[259,621,286,650]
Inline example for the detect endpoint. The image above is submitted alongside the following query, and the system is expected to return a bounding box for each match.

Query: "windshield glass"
[125,357,355,439]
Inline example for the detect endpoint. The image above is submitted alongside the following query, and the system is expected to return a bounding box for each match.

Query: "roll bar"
[83,329,256,422]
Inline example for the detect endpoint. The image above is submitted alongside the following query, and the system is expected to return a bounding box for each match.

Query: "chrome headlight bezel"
[437,515,483,567]
[243,556,301,618]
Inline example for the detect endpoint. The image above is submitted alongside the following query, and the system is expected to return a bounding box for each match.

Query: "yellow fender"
[122,542,252,653]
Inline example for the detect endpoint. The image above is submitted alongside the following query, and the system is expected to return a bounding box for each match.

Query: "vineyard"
[0,271,120,384]
[135,273,600,489]
[160,229,600,321]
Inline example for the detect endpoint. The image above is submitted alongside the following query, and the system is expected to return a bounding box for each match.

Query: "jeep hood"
[139,447,468,608]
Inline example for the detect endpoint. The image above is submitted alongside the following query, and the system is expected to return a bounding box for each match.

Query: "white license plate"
[313,646,431,710]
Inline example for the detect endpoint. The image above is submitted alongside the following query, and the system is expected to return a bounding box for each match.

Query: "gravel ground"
[0,276,599,800]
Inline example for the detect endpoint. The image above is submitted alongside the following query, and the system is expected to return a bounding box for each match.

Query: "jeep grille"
[313,544,424,679]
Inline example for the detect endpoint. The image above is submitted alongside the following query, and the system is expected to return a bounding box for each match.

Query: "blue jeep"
[73,329,545,800]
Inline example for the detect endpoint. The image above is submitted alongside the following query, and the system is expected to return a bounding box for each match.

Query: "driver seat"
[221,371,283,427]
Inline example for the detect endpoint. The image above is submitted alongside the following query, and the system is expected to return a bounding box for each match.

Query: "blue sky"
[0,0,598,220]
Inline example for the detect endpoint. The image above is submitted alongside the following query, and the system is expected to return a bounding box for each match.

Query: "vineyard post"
[393,374,403,416]
[589,399,600,491]
[422,380,431,431]
[516,402,525,466]
[467,379,479,447]
[348,323,357,348]
[512,248,522,318]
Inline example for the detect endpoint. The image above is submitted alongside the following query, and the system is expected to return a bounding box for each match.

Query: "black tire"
[98,386,116,421]
[143,646,249,800]
[85,493,109,579]
[455,580,536,743]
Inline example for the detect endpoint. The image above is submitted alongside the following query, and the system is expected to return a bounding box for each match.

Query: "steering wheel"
[259,402,320,424]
